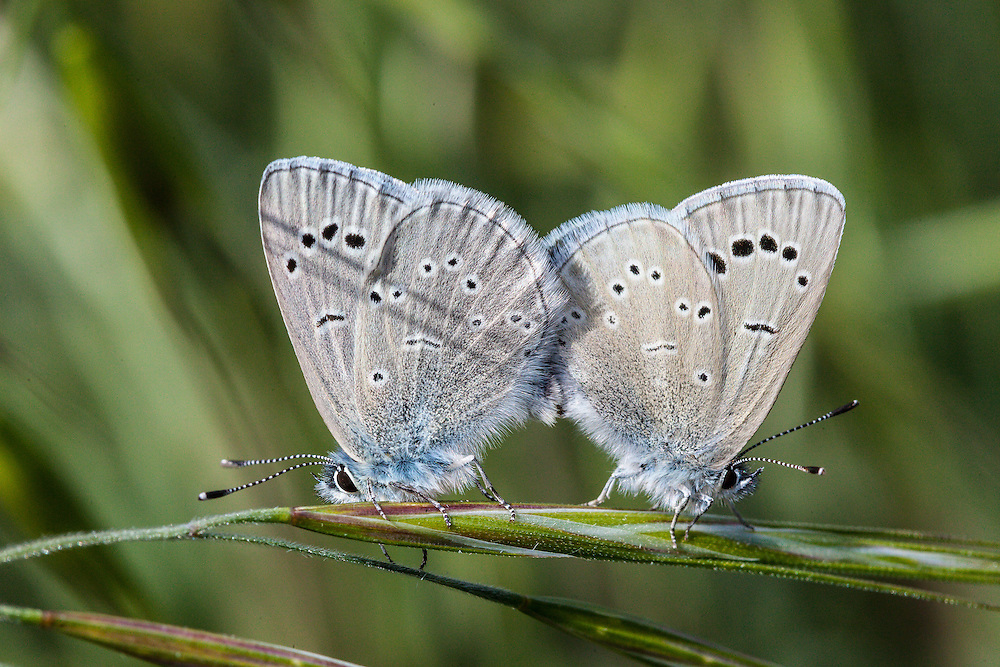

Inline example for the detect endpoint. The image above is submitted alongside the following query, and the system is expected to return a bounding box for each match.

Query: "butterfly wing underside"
[672,177,845,466]
[352,179,560,458]
[548,207,726,463]
[260,158,560,466]
[548,176,845,470]
[260,158,417,460]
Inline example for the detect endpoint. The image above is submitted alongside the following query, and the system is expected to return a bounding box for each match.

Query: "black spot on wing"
[316,313,346,327]
[707,252,727,274]
[732,238,753,257]
[744,322,778,334]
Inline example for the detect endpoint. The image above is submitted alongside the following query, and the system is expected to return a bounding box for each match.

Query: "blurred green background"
[2,1,999,665]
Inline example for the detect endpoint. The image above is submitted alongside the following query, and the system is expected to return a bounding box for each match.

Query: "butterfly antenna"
[199,453,334,500]
[733,400,859,463]
[218,453,334,468]
[731,456,824,475]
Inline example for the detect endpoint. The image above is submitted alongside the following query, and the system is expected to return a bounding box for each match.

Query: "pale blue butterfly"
[201,158,564,525]
[545,176,848,545]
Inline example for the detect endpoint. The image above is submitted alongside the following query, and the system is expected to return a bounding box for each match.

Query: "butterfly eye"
[335,466,359,494]
[721,468,739,490]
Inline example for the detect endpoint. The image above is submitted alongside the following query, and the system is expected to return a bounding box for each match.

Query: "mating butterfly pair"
[201,157,847,545]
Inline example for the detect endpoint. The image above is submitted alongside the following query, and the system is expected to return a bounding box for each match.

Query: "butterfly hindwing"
[547,205,725,462]
[354,179,562,458]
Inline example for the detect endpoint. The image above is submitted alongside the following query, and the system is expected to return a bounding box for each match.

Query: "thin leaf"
[0,603,360,666]
[2,528,777,667]
[5,504,998,610]
[287,503,1000,588]
[203,532,778,666]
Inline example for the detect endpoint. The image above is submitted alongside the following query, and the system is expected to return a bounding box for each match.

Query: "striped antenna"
[732,456,824,475]
[199,453,334,500]
[735,400,858,461]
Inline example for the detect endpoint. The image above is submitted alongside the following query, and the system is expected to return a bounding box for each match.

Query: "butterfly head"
[313,448,481,504]
[315,461,364,503]
[716,462,762,505]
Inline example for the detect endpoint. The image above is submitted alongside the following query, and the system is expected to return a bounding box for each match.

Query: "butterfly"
[545,175,847,545]
[201,158,564,526]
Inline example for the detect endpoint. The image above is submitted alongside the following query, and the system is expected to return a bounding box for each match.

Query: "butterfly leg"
[668,510,682,549]
[682,511,704,543]
[366,481,391,522]
[681,494,716,542]
[587,475,617,507]
[472,459,516,522]
[363,482,398,562]
[668,489,694,549]
[391,483,454,528]
[724,499,755,532]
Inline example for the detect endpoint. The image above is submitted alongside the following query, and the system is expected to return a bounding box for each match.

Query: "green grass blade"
[2,504,997,664]
[4,504,997,607]
[286,504,1000,599]
[509,596,779,666]
[0,603,361,666]
[2,525,779,667]
[203,532,779,666]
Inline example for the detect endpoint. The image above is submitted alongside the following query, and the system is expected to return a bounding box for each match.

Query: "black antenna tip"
[831,400,860,417]
[805,466,825,475]
[199,489,231,500]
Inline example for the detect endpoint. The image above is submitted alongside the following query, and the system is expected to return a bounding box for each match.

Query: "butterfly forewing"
[260,158,417,459]
[672,177,846,465]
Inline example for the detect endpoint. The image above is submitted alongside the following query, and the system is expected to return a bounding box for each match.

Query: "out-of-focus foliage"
[1,2,998,665]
